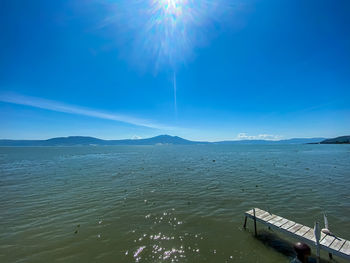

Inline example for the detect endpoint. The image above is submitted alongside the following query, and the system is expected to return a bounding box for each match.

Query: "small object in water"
[256,185,258,187]
[212,160,216,162]
[77,224,80,228]
[98,220,102,224]
[74,230,78,234]
[97,234,101,238]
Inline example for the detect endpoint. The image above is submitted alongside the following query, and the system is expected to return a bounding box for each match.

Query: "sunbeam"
[173,71,177,118]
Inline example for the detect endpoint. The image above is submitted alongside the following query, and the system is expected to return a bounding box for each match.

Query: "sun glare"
[144,0,197,69]
[157,0,185,17]
[112,0,232,71]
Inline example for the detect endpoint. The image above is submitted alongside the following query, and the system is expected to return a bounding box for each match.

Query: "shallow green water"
[0,145,349,263]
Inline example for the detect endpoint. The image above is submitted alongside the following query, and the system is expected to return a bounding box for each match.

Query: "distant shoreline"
[0,135,349,146]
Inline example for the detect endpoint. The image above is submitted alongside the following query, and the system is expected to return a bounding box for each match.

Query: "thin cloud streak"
[0,93,175,130]
[236,133,283,141]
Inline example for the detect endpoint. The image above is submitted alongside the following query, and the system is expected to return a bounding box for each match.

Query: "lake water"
[0,145,349,263]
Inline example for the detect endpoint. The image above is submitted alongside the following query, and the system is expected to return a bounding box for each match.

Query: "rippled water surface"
[0,145,349,263]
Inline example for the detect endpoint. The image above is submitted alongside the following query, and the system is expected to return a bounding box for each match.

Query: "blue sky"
[1,0,349,141]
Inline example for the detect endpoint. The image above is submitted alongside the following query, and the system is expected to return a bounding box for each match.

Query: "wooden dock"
[244,208,350,261]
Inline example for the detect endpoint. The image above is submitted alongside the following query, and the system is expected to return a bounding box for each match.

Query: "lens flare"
[145,0,202,69]
[104,0,234,71]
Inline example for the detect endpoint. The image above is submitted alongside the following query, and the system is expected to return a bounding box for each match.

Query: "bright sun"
[158,0,186,16]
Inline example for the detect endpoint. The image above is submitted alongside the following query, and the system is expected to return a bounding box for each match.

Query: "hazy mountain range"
[0,135,347,146]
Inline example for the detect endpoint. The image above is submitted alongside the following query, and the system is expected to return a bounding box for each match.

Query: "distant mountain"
[319,136,350,144]
[0,135,203,146]
[0,135,328,146]
[215,138,326,145]
[107,135,202,145]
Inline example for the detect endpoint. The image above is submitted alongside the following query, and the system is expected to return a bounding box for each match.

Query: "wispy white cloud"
[0,93,174,130]
[237,133,283,141]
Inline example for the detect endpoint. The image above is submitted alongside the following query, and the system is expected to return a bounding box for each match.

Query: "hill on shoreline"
[0,135,336,146]
[319,136,350,144]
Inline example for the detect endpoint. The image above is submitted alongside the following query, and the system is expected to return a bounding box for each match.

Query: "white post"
[314,222,320,263]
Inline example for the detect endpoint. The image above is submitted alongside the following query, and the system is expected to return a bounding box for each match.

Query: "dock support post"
[253,208,257,237]
[328,253,333,259]
[314,222,320,263]
[243,216,247,229]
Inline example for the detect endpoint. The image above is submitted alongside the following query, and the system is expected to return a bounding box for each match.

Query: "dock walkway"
[244,208,350,261]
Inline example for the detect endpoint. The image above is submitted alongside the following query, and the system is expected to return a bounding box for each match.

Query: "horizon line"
[0,134,332,143]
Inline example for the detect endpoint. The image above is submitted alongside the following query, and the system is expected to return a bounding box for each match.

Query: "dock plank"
[254,211,268,219]
[303,230,327,243]
[295,226,311,237]
[320,235,336,247]
[274,218,289,227]
[339,240,350,256]
[263,214,277,222]
[330,237,346,251]
[289,223,303,233]
[258,212,272,220]
[280,220,296,230]
[303,229,316,242]
[246,209,267,218]
[268,216,283,225]
[255,209,266,217]
[246,209,254,216]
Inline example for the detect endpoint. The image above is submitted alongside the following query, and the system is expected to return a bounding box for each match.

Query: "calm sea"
[0,145,349,263]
